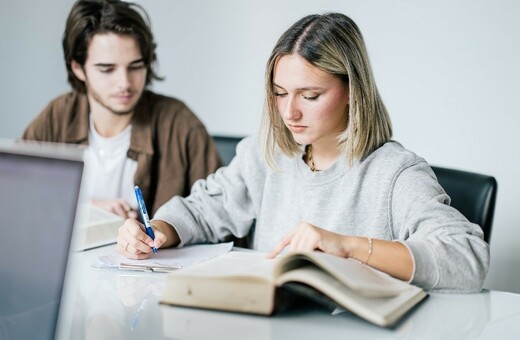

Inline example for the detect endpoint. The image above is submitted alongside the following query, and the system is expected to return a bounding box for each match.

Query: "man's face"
[72,33,147,116]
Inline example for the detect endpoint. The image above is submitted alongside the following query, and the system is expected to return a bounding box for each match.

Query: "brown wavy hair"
[62,0,162,93]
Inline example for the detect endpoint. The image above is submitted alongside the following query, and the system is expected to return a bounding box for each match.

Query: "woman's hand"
[118,219,167,259]
[268,222,413,281]
[92,198,138,219]
[267,222,350,258]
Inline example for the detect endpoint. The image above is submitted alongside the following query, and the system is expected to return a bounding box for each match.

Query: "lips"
[114,93,134,103]
[287,124,307,133]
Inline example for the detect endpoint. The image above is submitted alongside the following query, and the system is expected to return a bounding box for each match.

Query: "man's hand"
[92,198,139,219]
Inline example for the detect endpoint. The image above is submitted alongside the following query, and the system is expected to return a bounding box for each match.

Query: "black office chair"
[431,166,497,244]
[212,135,249,247]
[212,135,244,166]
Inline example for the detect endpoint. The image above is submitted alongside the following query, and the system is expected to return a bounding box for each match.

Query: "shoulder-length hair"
[260,13,392,168]
[63,0,162,93]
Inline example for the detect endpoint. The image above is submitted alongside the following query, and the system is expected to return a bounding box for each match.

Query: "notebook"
[0,139,85,340]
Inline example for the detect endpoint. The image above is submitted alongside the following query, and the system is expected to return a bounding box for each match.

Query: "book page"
[277,266,426,327]
[275,252,412,297]
[176,251,277,280]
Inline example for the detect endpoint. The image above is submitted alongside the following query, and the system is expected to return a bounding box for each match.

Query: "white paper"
[93,242,234,271]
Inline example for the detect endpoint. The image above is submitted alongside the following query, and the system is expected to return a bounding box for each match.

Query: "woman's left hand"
[267,222,350,258]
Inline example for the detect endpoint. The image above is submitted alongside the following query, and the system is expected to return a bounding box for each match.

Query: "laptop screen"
[0,141,84,340]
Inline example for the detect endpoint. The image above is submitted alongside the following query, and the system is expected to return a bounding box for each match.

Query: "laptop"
[0,139,85,340]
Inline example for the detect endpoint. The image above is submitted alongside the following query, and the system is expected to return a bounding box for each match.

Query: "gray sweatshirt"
[154,136,489,292]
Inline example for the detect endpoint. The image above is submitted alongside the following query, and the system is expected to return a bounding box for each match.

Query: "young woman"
[118,13,489,292]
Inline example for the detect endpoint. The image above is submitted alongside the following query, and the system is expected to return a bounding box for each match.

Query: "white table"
[56,245,520,339]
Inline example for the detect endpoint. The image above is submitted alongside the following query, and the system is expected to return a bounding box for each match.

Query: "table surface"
[55,244,520,340]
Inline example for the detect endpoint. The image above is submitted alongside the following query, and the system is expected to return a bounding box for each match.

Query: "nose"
[116,69,132,90]
[281,95,301,121]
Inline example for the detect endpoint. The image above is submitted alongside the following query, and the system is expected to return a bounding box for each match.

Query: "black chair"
[212,135,249,247]
[431,166,497,243]
[213,135,243,166]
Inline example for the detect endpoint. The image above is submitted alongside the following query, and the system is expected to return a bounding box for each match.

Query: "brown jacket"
[22,91,222,214]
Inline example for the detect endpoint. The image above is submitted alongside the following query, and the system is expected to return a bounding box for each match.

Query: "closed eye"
[98,67,113,73]
[303,94,320,100]
[129,63,146,71]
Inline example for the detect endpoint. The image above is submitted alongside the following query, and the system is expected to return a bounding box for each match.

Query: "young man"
[22,0,222,217]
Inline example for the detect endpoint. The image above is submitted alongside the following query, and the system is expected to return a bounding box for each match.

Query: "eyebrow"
[93,58,145,67]
[273,83,324,91]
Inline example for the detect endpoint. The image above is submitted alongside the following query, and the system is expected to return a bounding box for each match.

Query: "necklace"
[306,144,318,172]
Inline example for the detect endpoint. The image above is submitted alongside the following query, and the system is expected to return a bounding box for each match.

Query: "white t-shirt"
[83,114,138,209]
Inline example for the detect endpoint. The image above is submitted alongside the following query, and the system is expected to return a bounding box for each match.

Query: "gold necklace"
[306,144,318,172]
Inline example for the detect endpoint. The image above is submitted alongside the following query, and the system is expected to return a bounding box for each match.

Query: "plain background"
[1,0,518,293]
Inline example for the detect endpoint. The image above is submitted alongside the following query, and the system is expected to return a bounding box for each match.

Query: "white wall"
[1,0,519,293]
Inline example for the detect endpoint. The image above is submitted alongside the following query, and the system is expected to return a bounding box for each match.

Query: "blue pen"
[134,185,158,254]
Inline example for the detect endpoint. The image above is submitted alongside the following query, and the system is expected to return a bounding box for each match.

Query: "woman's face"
[273,54,349,148]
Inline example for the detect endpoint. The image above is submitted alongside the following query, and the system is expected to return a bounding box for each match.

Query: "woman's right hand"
[118,219,167,259]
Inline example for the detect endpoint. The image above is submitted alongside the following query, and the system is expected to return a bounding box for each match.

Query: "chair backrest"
[211,135,250,247]
[213,135,243,166]
[431,166,497,243]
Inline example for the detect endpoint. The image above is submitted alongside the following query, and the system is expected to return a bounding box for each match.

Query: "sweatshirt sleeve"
[391,161,490,292]
[153,137,259,246]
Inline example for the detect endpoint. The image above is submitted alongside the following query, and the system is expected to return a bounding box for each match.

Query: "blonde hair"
[260,13,392,168]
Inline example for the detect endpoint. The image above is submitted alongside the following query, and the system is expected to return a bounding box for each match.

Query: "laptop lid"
[0,140,84,340]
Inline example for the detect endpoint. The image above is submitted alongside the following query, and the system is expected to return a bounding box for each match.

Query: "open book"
[73,203,124,250]
[160,251,427,327]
